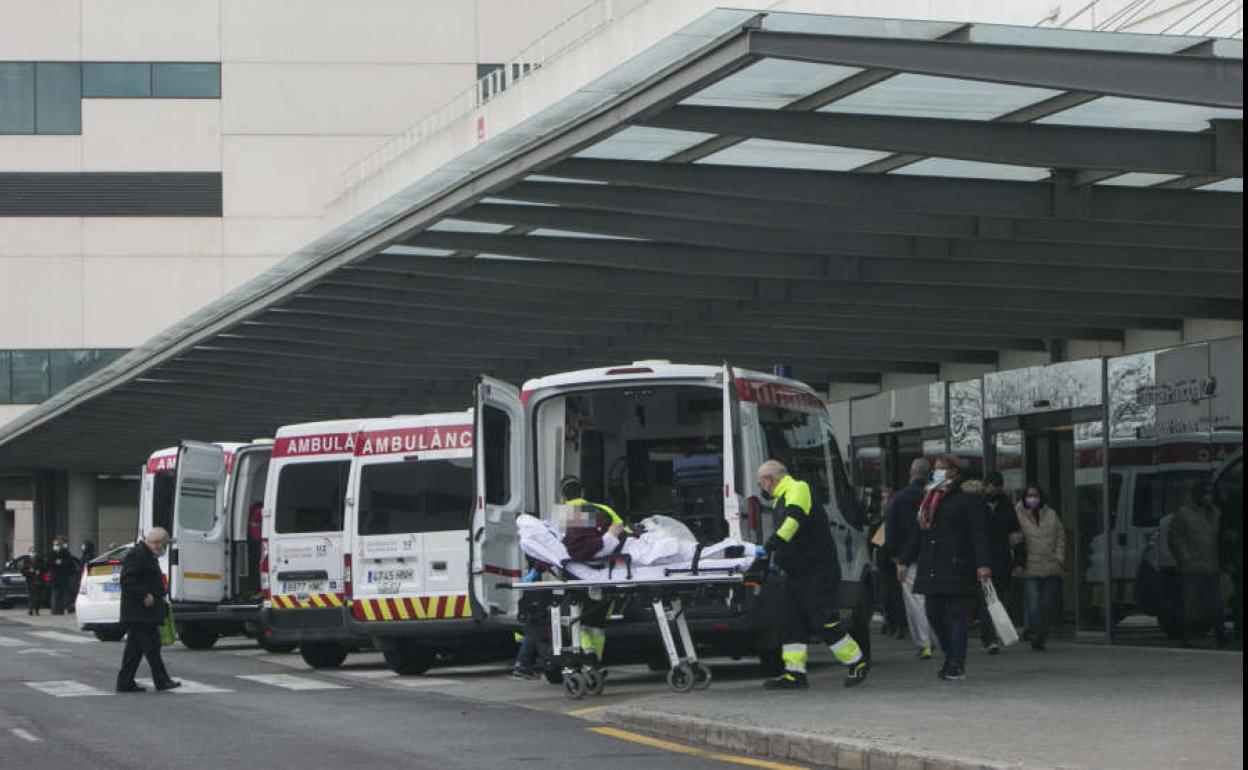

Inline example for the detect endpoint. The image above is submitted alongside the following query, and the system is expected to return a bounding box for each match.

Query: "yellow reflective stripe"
[326,594,343,608]
[776,516,800,543]
[378,600,394,621]
[411,597,428,620]
[361,600,377,621]
[309,594,327,608]
[773,475,812,514]
[181,571,221,581]
[394,600,411,620]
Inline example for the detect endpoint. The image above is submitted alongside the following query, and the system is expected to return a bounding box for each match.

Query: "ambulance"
[135,440,285,650]
[260,418,369,668]
[470,362,871,665]
[342,412,512,674]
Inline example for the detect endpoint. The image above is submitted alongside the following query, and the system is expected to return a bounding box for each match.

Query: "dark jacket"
[119,541,167,625]
[983,492,1023,576]
[21,554,45,586]
[47,548,79,587]
[765,475,838,578]
[885,477,926,563]
[900,477,992,598]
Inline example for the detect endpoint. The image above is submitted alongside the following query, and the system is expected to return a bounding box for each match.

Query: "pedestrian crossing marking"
[391,677,461,688]
[339,668,398,679]
[0,635,28,647]
[236,673,347,691]
[27,630,94,645]
[23,680,110,698]
[137,678,232,694]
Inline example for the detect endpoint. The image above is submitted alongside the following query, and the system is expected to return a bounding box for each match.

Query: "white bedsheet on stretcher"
[516,514,759,582]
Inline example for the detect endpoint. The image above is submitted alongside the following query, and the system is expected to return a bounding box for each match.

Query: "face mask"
[1025,496,1041,509]
[759,484,773,501]
[153,547,167,559]
[931,469,947,485]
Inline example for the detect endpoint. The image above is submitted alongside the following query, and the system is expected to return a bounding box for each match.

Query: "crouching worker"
[757,460,869,690]
[559,475,624,663]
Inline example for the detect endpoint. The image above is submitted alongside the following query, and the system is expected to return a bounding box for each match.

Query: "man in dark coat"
[47,536,79,615]
[898,456,991,681]
[886,458,934,659]
[115,528,180,692]
[978,471,1023,652]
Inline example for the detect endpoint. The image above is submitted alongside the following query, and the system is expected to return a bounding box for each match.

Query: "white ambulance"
[260,418,369,668]
[133,441,285,650]
[342,412,512,674]
[470,362,870,665]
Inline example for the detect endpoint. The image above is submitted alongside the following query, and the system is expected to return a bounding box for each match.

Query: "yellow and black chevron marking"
[351,594,472,622]
[270,592,344,610]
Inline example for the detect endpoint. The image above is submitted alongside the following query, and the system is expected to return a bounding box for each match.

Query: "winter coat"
[1016,503,1065,578]
[899,477,992,598]
[1169,504,1222,576]
[119,540,168,625]
[885,477,926,563]
[983,493,1023,576]
[46,547,78,587]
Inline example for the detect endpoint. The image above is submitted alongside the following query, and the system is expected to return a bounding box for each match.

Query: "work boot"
[763,671,809,690]
[844,660,870,688]
[511,665,538,680]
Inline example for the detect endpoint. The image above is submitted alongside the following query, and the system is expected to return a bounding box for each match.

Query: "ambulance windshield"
[536,384,727,542]
[357,458,473,536]
[757,405,858,529]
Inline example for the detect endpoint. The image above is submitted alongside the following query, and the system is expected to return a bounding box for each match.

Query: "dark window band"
[0,172,222,216]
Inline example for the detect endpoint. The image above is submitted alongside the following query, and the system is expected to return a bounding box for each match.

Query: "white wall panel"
[222,135,386,217]
[0,218,82,257]
[476,0,591,62]
[222,0,475,63]
[222,62,474,135]
[80,256,223,347]
[81,0,221,61]
[0,136,83,171]
[83,218,222,257]
[0,256,84,348]
[0,0,80,59]
[223,216,321,257]
[81,100,222,171]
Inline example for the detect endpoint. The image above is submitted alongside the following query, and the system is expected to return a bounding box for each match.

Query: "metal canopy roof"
[1,10,1242,474]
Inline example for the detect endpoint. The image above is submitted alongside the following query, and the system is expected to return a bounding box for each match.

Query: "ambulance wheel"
[667,663,694,693]
[177,622,220,650]
[584,668,607,697]
[691,662,712,690]
[300,642,348,669]
[257,637,297,654]
[383,642,435,675]
[564,671,588,699]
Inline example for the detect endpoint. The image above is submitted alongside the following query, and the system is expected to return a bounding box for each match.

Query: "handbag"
[870,523,886,548]
[980,579,1019,646]
[158,603,177,646]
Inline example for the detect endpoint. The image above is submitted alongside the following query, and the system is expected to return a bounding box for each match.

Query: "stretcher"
[512,514,761,699]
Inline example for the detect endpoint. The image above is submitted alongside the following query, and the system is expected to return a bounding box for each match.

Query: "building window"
[82,62,152,97]
[152,63,220,98]
[0,349,127,405]
[35,62,81,134]
[0,62,36,133]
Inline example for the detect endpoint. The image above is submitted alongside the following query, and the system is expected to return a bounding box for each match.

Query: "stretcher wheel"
[667,663,694,693]
[691,663,712,690]
[584,668,607,697]
[564,671,587,700]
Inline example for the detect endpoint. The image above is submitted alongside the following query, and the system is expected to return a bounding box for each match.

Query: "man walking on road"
[757,459,869,690]
[116,527,180,693]
[887,458,935,659]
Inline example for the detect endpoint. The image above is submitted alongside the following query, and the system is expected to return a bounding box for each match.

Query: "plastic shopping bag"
[981,579,1019,646]
[158,604,177,646]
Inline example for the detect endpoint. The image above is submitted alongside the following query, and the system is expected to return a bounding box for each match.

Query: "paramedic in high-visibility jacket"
[560,475,623,662]
[757,459,870,690]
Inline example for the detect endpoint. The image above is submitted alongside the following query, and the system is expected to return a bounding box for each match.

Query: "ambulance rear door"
[470,376,525,621]
[721,362,744,539]
[171,441,228,603]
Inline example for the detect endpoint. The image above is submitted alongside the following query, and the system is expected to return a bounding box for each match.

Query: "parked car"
[76,545,131,641]
[0,555,33,609]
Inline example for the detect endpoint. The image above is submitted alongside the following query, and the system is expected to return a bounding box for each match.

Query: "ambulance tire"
[300,642,349,668]
[383,642,435,675]
[257,637,298,654]
[177,622,220,650]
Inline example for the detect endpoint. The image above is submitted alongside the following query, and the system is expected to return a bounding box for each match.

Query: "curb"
[597,707,1022,770]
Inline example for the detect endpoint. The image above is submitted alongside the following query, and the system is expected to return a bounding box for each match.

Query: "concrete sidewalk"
[598,635,1243,770]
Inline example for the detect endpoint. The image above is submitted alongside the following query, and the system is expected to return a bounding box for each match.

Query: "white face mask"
[931,469,947,485]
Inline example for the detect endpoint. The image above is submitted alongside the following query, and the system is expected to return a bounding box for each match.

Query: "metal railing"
[339,0,619,195]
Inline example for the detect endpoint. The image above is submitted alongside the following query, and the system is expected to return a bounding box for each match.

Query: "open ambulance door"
[469,376,525,621]
[170,441,228,603]
[721,362,744,540]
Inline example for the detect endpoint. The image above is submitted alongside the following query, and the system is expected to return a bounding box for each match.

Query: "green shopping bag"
[158,604,177,646]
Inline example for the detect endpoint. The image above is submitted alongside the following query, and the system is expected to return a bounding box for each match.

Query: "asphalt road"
[0,614,797,770]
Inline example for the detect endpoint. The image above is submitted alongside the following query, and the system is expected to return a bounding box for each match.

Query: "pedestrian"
[1169,481,1228,648]
[898,455,991,681]
[21,546,45,615]
[47,535,79,615]
[756,459,869,690]
[873,487,907,640]
[116,528,181,693]
[1016,483,1064,651]
[888,458,936,659]
[977,471,1023,654]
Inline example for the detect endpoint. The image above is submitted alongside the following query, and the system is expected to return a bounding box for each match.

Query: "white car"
[77,545,131,641]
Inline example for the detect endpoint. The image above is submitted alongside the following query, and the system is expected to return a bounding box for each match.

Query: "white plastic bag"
[981,579,1019,646]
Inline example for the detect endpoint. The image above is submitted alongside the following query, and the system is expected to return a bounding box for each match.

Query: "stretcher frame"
[511,570,748,699]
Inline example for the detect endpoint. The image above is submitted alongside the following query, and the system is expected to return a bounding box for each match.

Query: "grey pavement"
[597,634,1244,770]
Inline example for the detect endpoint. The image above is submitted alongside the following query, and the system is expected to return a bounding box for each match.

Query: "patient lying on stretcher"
[515,509,760,580]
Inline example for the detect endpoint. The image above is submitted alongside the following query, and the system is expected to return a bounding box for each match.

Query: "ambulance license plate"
[282,580,327,596]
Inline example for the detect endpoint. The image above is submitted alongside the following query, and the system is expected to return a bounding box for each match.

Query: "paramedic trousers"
[116,623,174,690]
[580,596,609,660]
[902,563,933,649]
[780,565,863,674]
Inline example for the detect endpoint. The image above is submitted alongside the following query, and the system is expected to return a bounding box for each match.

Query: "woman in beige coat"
[1016,484,1065,650]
